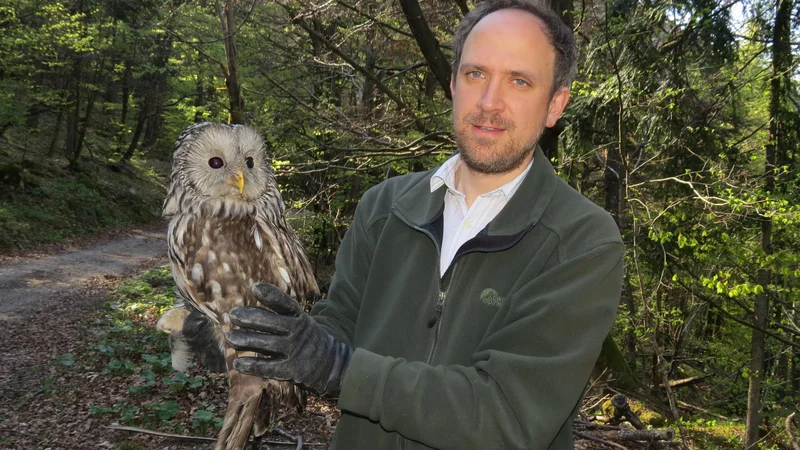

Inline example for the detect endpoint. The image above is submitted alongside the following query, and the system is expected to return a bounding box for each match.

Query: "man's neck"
[455,154,533,208]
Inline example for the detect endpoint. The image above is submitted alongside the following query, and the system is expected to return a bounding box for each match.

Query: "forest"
[0,0,798,448]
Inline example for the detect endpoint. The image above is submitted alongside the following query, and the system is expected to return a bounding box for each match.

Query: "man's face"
[451,10,570,174]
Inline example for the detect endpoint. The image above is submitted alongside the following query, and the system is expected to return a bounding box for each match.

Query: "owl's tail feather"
[216,371,264,450]
[252,390,275,438]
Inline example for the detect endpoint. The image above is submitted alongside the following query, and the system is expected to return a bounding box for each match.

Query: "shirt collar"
[430,153,534,200]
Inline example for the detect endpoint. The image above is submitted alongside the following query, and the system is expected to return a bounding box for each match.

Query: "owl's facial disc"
[177,124,274,208]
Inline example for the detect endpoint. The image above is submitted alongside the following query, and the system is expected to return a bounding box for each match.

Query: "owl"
[156,122,319,450]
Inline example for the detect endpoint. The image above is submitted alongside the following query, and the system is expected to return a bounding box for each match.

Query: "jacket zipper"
[425,267,454,364]
[391,212,450,365]
[392,211,533,364]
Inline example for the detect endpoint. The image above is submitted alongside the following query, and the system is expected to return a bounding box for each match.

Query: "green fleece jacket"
[310,146,624,449]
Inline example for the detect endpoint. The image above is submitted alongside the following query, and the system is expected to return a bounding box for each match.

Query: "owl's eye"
[245,157,254,169]
[208,157,224,169]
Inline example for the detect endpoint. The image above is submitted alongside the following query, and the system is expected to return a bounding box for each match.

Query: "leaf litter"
[0,258,339,449]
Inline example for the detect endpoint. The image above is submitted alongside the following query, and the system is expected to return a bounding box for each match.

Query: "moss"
[600,399,667,427]
[637,409,667,427]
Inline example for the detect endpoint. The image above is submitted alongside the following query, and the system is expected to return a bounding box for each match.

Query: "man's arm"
[308,194,378,346]
[337,241,624,449]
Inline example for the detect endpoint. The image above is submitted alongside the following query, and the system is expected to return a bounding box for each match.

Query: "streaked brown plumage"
[156,122,318,449]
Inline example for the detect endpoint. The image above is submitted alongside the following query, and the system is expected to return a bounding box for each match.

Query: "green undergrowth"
[51,265,227,439]
[0,129,168,251]
[680,418,745,449]
[52,266,793,449]
[682,417,796,449]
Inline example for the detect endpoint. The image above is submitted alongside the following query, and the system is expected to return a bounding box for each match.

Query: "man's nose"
[477,80,505,113]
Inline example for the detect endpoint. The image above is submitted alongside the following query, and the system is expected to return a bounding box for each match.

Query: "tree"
[745,0,792,447]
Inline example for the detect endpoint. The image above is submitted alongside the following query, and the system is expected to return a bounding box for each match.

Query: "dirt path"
[0,225,168,318]
[0,224,173,448]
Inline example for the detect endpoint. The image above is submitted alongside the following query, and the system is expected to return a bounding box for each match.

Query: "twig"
[668,374,713,388]
[574,430,628,449]
[657,349,690,450]
[787,412,800,450]
[106,425,326,446]
[106,425,215,442]
[273,426,303,450]
[677,400,738,422]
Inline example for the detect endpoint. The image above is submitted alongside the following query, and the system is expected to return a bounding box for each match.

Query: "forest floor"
[0,222,766,450]
[0,223,337,450]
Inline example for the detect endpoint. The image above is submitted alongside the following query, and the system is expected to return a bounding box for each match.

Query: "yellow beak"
[227,169,245,194]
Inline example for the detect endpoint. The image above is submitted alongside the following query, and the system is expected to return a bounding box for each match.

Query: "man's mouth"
[474,125,505,132]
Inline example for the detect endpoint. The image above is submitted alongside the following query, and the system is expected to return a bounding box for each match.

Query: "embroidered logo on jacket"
[480,288,505,307]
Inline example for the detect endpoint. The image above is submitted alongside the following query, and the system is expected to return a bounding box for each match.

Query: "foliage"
[72,265,226,434]
[0,121,166,250]
[1,0,798,440]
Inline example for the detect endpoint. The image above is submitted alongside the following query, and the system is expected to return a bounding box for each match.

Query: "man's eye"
[467,71,483,79]
[513,79,529,87]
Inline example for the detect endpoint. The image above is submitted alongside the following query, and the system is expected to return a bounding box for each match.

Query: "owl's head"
[164,123,282,218]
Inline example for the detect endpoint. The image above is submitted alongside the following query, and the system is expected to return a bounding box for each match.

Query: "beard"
[454,111,545,174]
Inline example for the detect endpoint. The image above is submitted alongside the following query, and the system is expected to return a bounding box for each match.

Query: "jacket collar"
[392,145,558,236]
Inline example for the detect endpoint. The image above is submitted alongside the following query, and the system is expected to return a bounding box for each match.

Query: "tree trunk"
[793,303,800,396]
[122,108,147,162]
[539,0,574,164]
[194,56,206,123]
[102,22,119,117]
[605,123,634,359]
[142,37,171,149]
[217,0,245,124]
[398,0,452,101]
[46,109,64,158]
[116,59,132,148]
[75,91,97,159]
[360,23,378,117]
[744,0,788,446]
[65,0,85,170]
[66,60,83,170]
[453,0,469,15]
[594,335,639,391]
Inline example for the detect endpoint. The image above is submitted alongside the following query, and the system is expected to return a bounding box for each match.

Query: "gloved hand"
[226,282,353,396]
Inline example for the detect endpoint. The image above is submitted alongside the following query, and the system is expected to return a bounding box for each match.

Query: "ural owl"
[156,122,318,449]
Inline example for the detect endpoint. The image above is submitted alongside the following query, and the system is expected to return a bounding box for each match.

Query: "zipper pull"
[427,292,445,328]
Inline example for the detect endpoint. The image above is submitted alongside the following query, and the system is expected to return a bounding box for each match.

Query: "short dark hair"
[451,0,578,93]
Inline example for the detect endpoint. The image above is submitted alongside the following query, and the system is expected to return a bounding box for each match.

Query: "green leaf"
[193,409,215,422]
[157,401,180,421]
[187,376,204,389]
[58,353,75,367]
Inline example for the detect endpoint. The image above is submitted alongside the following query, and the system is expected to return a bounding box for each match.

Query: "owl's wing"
[161,215,229,372]
[254,214,320,308]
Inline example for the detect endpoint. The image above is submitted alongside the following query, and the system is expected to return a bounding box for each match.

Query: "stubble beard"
[454,111,545,174]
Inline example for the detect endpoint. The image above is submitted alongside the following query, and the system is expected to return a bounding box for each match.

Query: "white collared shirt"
[430,154,533,276]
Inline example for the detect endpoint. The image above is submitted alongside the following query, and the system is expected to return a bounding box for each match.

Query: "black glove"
[226,283,353,396]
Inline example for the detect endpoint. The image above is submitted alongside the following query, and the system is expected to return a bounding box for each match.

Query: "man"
[227,1,624,448]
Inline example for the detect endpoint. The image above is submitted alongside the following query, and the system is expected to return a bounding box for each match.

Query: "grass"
[0,123,168,251]
[682,418,746,449]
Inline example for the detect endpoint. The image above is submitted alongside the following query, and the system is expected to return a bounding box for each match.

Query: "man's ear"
[545,87,570,127]
[450,73,456,97]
